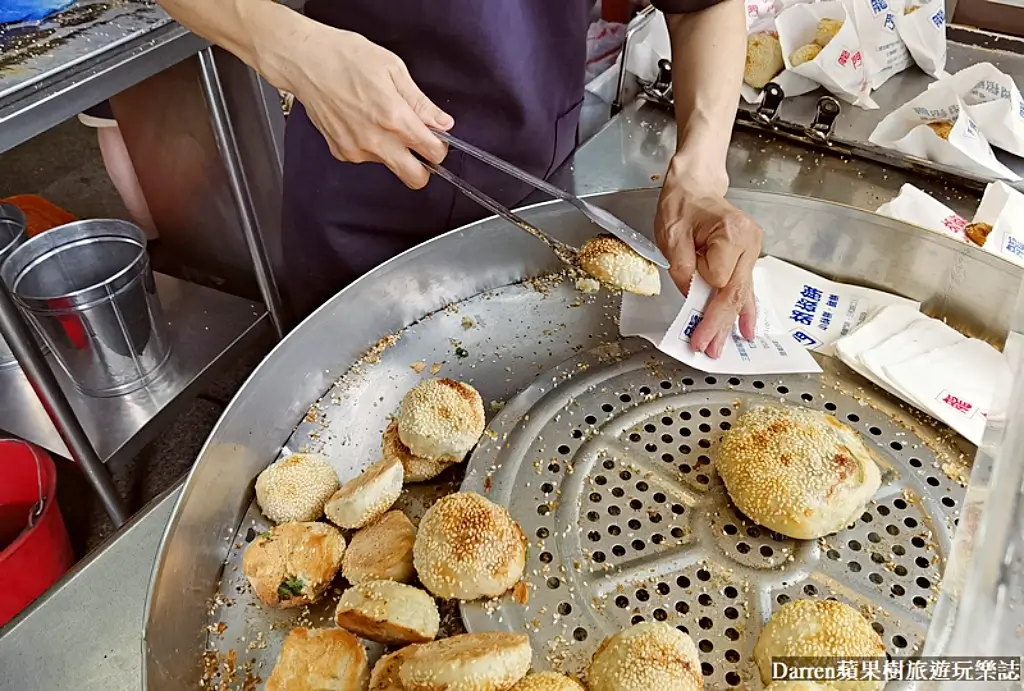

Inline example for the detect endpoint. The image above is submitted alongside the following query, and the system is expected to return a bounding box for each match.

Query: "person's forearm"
[664,0,746,196]
[156,0,312,92]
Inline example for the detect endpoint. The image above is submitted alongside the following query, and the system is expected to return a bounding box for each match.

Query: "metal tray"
[146,189,1023,691]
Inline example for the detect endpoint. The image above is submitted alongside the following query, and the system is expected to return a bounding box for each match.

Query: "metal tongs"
[423,130,670,269]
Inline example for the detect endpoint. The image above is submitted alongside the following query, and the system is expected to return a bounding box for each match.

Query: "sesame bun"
[765,684,839,691]
[413,491,527,600]
[754,600,886,691]
[343,510,417,585]
[371,647,420,691]
[716,406,882,540]
[814,18,843,47]
[334,580,439,645]
[266,627,369,691]
[242,522,346,608]
[789,44,822,67]
[398,378,485,461]
[255,453,339,524]
[587,622,702,691]
[383,420,458,482]
[325,457,404,530]
[398,632,532,691]
[511,672,587,691]
[745,32,785,89]
[966,222,994,247]
[927,121,953,140]
[578,235,661,297]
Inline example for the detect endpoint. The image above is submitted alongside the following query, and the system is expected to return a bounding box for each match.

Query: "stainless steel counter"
[0,101,988,691]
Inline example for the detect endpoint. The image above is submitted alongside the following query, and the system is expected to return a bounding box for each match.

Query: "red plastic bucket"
[0,440,73,626]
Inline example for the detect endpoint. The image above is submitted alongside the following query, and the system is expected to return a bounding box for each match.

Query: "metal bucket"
[0,204,28,368]
[0,220,171,397]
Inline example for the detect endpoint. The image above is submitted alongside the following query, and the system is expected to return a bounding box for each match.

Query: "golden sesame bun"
[511,671,587,691]
[398,378,485,461]
[815,18,844,47]
[746,32,785,89]
[790,43,823,67]
[266,627,369,691]
[242,522,345,608]
[325,457,404,530]
[587,622,702,691]
[255,453,339,524]
[334,580,439,645]
[399,632,532,691]
[578,235,661,297]
[754,599,886,691]
[370,647,420,691]
[383,420,459,482]
[413,491,527,600]
[343,510,417,585]
[716,406,882,540]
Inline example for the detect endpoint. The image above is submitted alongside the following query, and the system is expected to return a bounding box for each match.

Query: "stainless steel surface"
[3,220,171,397]
[434,129,669,268]
[0,9,207,155]
[146,184,1019,689]
[425,159,581,267]
[0,204,28,368]
[198,48,288,336]
[0,482,182,691]
[0,273,267,465]
[460,345,962,684]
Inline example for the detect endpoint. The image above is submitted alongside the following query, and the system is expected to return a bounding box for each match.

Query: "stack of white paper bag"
[835,305,1008,444]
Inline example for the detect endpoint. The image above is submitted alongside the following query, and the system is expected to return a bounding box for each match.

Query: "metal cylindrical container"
[0,219,171,397]
[0,204,28,368]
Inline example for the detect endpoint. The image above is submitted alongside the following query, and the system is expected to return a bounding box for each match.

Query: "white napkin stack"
[834,305,1007,444]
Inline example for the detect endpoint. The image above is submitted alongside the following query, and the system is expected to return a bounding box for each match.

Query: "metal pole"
[0,285,128,526]
[197,47,288,339]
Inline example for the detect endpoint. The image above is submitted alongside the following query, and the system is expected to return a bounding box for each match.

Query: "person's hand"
[654,177,762,359]
[275,22,452,189]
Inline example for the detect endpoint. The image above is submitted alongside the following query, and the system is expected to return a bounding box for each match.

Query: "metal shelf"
[0,0,208,155]
[0,273,268,467]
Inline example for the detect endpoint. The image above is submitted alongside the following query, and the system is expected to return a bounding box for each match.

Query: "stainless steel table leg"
[197,47,288,339]
[0,285,129,526]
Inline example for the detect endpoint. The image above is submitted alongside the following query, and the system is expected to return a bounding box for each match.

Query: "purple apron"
[282,0,592,316]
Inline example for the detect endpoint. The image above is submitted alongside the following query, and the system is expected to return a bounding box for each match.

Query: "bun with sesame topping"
[578,235,661,297]
[716,406,882,540]
[511,671,586,691]
[266,627,369,691]
[398,378,486,461]
[343,510,417,585]
[587,621,702,691]
[413,491,527,600]
[242,522,346,608]
[325,457,404,530]
[754,599,886,691]
[398,631,532,691]
[383,420,459,482]
[254,453,340,524]
[334,580,440,645]
[370,646,420,691]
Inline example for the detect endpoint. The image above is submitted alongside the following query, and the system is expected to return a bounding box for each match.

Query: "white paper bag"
[875,183,969,242]
[972,180,1024,266]
[620,262,822,375]
[935,63,1024,158]
[758,256,921,355]
[883,338,1008,445]
[834,304,926,385]
[895,0,947,79]
[869,84,1021,181]
[777,1,876,108]
[845,0,913,90]
[859,317,964,389]
[741,68,821,104]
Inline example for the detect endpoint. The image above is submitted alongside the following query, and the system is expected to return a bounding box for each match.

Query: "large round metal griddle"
[146,189,1021,691]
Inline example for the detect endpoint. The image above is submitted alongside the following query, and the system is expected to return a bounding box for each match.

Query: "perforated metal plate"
[461,341,967,689]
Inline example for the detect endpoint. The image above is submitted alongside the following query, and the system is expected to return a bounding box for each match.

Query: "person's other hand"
[281,23,451,189]
[655,179,763,359]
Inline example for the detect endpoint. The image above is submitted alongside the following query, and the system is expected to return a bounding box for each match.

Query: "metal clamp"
[752,83,785,126]
[640,59,674,105]
[805,95,841,144]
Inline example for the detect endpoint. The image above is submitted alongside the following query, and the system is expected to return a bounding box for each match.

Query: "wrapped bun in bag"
[869,84,1021,180]
[845,0,913,89]
[968,181,1024,266]
[896,0,947,79]
[931,63,1024,157]
[741,0,820,105]
[777,1,876,108]
[875,183,969,242]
